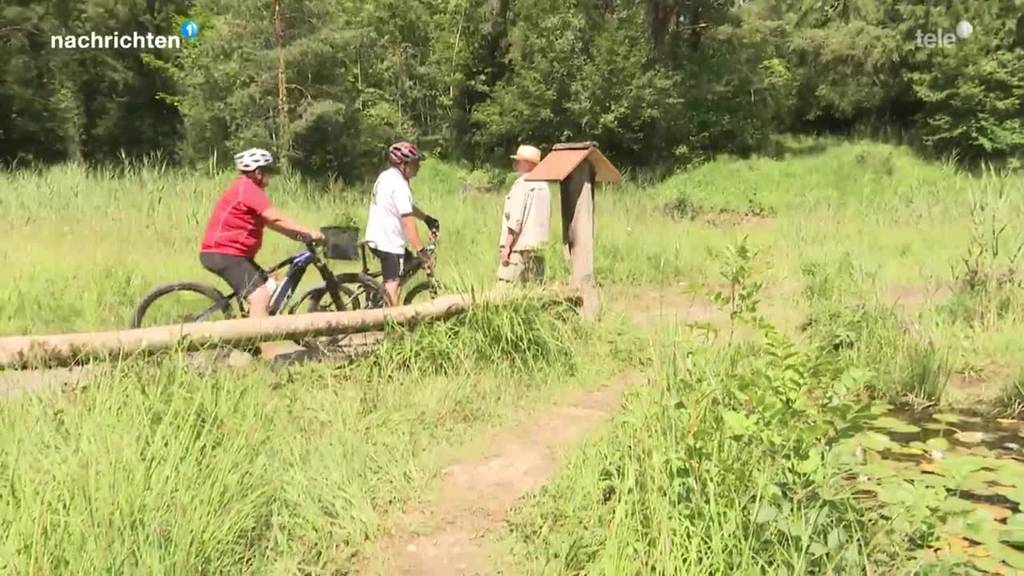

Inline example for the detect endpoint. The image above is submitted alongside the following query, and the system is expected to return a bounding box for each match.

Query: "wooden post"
[562,161,599,320]
[560,165,580,261]
[529,141,618,320]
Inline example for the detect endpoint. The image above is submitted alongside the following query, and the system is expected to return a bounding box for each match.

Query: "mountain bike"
[305,233,442,312]
[130,227,360,329]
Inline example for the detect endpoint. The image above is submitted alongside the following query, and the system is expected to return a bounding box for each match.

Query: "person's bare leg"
[245,286,278,359]
[382,280,401,307]
[246,286,272,318]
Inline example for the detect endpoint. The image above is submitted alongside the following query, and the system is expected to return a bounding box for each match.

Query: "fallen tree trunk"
[0,289,578,370]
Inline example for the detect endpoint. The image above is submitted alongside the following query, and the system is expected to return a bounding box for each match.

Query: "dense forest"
[2,0,1023,179]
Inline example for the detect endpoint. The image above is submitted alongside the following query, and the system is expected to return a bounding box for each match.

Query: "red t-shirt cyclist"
[201,174,272,258]
[199,148,324,318]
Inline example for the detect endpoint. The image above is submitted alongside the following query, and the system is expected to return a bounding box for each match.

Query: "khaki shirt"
[500,175,551,252]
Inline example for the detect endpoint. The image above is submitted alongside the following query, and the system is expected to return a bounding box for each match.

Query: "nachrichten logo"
[50,20,200,50]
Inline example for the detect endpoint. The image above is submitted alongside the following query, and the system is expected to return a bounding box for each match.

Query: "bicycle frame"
[354,236,440,304]
[358,238,437,284]
[226,243,347,316]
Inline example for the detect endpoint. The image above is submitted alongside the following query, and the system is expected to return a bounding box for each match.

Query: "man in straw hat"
[498,144,551,285]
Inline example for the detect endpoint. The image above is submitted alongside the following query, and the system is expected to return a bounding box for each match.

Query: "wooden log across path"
[0,288,578,370]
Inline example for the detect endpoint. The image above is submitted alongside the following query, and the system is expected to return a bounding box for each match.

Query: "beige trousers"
[497,251,545,283]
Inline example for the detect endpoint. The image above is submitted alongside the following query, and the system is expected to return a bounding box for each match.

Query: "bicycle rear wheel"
[131,282,236,329]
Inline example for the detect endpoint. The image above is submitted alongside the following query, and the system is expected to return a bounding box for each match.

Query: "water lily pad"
[962,469,1003,481]
[938,534,973,553]
[870,403,893,415]
[927,437,952,451]
[1001,487,1024,505]
[941,498,981,515]
[859,431,897,452]
[962,511,1002,543]
[991,484,1016,497]
[969,446,997,458]
[828,439,866,466]
[967,544,994,558]
[955,431,989,444]
[876,480,918,505]
[871,416,922,433]
[934,454,988,479]
[999,524,1024,546]
[965,486,1000,497]
[968,556,1009,575]
[935,413,963,424]
[861,459,918,480]
[987,541,1024,569]
[974,503,1013,521]
[922,422,948,431]
[993,460,1024,481]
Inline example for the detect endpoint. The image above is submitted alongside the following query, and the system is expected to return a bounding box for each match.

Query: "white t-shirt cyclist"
[364,167,414,255]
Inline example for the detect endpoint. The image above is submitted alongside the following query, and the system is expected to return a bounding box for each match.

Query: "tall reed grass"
[0,302,632,572]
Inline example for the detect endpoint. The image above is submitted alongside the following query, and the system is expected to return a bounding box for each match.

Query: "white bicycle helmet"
[234,148,274,172]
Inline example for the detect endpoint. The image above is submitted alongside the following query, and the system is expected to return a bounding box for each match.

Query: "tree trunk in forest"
[272,0,290,168]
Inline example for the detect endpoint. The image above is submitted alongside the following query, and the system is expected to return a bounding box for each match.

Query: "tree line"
[2,0,1022,180]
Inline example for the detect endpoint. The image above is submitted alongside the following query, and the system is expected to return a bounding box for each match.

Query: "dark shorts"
[370,247,406,283]
[200,252,268,298]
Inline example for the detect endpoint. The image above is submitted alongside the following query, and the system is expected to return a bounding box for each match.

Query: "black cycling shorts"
[200,252,268,298]
[370,247,405,283]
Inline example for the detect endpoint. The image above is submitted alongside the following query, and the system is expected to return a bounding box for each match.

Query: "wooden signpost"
[526,142,621,320]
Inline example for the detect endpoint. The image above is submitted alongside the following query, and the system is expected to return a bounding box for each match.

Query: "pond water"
[837,405,1024,573]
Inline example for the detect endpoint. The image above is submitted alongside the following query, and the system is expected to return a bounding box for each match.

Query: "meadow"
[3,138,1024,573]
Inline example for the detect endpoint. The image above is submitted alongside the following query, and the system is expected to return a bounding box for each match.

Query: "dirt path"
[356,371,643,576]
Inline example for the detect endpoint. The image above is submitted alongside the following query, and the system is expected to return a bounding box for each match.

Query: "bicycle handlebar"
[421,230,439,254]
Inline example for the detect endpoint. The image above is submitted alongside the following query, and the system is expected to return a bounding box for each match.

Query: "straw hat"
[510,145,542,164]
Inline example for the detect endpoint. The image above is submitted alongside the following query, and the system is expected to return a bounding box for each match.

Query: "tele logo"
[915,20,974,48]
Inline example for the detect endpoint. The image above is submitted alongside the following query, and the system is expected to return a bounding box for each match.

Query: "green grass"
[0,301,633,572]
[5,136,1024,573]
[503,322,925,574]
[0,157,693,334]
[5,138,1020,338]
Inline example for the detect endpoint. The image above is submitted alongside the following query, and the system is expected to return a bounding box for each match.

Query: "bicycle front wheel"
[306,273,388,312]
[131,282,236,329]
[402,280,439,306]
[293,279,358,313]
